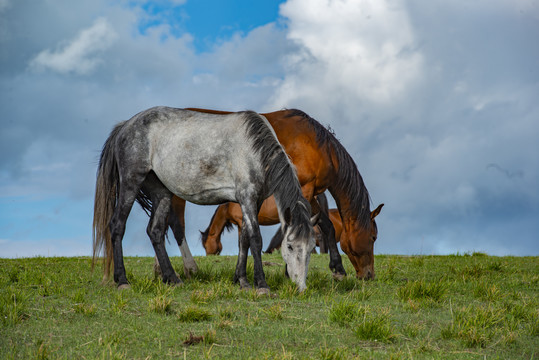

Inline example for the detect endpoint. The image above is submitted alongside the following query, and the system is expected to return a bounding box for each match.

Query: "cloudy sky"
[1,0,538,259]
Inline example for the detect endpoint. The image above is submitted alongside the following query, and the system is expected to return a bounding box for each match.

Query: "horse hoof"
[332,273,345,281]
[117,284,131,290]
[256,288,270,296]
[183,268,197,279]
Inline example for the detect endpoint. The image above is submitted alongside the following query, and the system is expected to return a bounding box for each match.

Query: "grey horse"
[92,107,316,293]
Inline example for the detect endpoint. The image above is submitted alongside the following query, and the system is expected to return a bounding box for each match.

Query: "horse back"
[185,108,337,195]
[132,107,265,204]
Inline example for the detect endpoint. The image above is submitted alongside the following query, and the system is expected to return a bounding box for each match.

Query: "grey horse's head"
[280,209,318,292]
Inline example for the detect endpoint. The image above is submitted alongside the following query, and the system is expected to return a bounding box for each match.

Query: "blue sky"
[139,0,283,52]
[1,0,538,258]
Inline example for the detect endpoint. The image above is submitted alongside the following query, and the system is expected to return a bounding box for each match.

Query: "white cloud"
[29,17,117,75]
[271,0,423,109]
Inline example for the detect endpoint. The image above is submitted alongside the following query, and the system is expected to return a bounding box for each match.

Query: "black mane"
[242,111,312,239]
[284,109,371,228]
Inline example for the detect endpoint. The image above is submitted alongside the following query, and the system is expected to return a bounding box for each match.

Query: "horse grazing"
[266,205,384,278]
[200,193,330,256]
[173,108,383,280]
[92,107,316,292]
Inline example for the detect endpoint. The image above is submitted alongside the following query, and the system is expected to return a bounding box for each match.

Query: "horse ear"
[370,203,384,220]
[310,212,320,226]
[284,207,292,226]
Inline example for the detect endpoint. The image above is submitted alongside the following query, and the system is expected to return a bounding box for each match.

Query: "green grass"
[0,254,537,359]
[397,278,448,302]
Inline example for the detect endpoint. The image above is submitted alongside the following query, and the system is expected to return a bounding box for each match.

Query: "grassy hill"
[1,252,537,359]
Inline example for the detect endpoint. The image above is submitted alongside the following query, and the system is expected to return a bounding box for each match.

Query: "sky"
[1,0,538,259]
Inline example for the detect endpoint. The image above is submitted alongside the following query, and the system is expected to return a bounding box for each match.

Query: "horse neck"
[327,150,371,233]
[210,205,230,238]
[329,187,370,234]
[242,110,311,229]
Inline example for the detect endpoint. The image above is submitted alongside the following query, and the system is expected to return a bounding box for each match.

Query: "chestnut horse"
[172,108,383,279]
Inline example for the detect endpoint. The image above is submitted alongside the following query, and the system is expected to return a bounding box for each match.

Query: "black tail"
[92,121,126,280]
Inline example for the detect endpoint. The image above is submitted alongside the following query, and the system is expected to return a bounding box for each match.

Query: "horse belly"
[153,155,238,205]
[177,188,237,205]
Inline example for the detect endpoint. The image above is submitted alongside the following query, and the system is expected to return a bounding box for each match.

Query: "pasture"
[1,252,537,359]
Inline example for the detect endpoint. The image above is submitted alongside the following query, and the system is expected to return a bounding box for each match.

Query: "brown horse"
[201,193,331,256]
[172,108,383,279]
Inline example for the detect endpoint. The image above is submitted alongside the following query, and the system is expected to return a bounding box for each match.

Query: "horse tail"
[92,122,126,280]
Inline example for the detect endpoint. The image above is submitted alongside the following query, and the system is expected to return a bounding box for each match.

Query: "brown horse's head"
[345,204,383,280]
[200,229,223,255]
[203,237,222,255]
[200,205,235,255]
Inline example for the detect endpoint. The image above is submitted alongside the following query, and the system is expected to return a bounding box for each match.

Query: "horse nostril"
[366,270,373,280]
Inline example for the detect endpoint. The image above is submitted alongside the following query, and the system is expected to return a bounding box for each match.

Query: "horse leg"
[318,210,346,277]
[233,222,251,290]
[318,227,328,253]
[142,173,181,285]
[242,202,269,293]
[153,201,198,279]
[309,196,331,254]
[310,194,346,276]
[169,197,198,277]
[313,194,329,253]
[147,192,181,285]
[109,181,143,288]
[178,238,198,278]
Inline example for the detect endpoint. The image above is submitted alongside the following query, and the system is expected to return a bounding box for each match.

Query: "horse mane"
[242,111,312,239]
[284,109,371,228]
